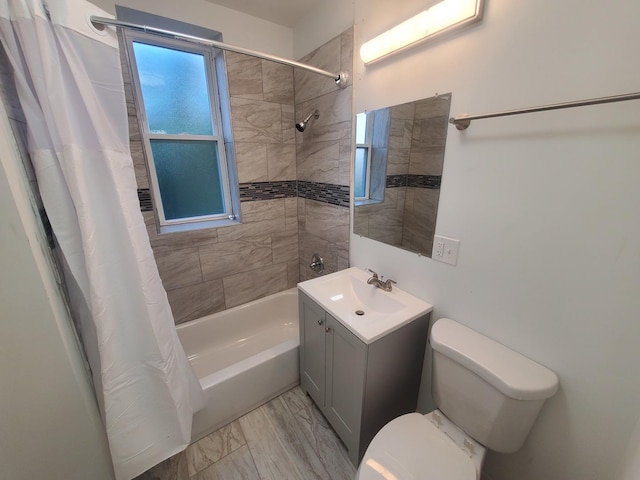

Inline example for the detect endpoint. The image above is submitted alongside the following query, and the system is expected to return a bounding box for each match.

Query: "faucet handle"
[383,278,397,291]
[367,268,379,278]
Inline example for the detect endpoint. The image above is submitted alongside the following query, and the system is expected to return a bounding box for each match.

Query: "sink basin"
[298,267,433,343]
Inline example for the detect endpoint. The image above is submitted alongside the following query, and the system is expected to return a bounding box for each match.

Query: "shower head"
[295,109,320,132]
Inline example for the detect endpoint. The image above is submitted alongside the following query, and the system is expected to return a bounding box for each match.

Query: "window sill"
[354,199,383,207]
[158,217,240,234]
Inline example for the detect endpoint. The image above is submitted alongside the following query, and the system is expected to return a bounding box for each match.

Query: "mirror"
[353,93,451,257]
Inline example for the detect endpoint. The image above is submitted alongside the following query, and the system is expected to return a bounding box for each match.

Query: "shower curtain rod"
[449,91,640,130]
[89,16,349,88]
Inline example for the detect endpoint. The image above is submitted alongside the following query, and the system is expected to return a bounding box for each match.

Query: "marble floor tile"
[185,420,246,477]
[281,385,315,415]
[135,387,355,480]
[190,445,260,480]
[293,401,356,480]
[134,450,189,480]
[239,397,332,480]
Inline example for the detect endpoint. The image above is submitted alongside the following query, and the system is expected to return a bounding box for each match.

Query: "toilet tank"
[430,318,559,453]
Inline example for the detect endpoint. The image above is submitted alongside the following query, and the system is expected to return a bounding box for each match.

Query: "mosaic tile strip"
[139,180,349,211]
[298,180,350,207]
[386,174,408,188]
[239,181,298,202]
[386,175,441,189]
[407,174,441,189]
[137,188,153,212]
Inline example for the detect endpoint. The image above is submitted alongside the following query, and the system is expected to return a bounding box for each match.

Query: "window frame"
[354,112,373,201]
[124,30,235,230]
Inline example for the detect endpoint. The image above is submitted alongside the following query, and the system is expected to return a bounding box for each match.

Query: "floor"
[136,386,357,480]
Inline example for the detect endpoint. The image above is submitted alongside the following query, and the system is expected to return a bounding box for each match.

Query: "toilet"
[357,318,559,480]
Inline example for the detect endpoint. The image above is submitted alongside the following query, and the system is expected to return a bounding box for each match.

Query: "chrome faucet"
[366,269,397,292]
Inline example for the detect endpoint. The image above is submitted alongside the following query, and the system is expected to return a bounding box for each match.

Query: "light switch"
[432,235,460,266]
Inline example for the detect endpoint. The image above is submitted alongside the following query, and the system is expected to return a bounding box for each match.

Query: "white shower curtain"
[0,1,203,478]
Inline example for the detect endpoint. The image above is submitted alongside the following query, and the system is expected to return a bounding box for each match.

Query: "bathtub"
[176,288,299,441]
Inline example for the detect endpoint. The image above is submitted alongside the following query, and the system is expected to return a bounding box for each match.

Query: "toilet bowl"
[356,318,559,480]
[357,410,484,480]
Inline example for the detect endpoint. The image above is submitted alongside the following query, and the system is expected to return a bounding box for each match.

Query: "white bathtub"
[176,288,300,441]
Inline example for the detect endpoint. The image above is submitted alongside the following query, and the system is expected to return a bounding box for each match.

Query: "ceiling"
[203,0,317,28]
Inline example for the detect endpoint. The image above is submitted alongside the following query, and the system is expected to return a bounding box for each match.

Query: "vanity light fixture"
[360,0,485,65]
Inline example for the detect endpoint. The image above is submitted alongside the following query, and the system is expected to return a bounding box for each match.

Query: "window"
[354,112,372,200]
[124,31,236,231]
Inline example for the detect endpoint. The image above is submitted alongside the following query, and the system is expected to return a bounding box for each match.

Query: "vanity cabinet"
[298,291,430,466]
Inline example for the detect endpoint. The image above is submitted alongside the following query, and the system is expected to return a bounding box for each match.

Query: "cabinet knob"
[325,327,331,333]
[317,319,323,326]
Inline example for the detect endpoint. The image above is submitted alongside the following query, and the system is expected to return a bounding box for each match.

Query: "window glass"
[132,42,214,135]
[355,112,367,144]
[355,147,368,199]
[150,140,225,220]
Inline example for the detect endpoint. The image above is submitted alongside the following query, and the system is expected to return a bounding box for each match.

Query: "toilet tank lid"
[431,318,559,401]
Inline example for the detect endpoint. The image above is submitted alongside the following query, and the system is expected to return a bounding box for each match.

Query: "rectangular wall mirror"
[353,93,451,257]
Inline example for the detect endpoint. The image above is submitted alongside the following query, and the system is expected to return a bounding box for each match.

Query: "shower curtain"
[0,1,203,478]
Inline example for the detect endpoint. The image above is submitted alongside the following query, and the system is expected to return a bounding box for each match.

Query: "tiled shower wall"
[123,44,299,323]
[122,29,353,323]
[295,28,353,282]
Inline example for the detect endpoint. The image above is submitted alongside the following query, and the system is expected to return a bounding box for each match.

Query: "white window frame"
[355,112,373,201]
[124,31,235,231]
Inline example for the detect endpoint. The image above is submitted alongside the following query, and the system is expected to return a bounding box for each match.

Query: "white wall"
[344,1,640,479]
[616,414,640,480]
[89,0,294,58]
[289,0,640,479]
[0,100,114,478]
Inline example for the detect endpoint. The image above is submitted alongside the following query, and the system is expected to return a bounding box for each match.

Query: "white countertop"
[298,267,433,344]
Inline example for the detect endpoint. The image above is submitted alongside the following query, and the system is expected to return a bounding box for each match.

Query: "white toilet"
[357,318,559,480]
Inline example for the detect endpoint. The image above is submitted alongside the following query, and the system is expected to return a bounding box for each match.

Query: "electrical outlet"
[432,235,460,266]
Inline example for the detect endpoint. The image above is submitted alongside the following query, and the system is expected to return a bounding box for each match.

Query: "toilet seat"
[357,412,478,480]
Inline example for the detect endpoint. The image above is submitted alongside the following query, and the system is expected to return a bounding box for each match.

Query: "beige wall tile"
[217,217,285,243]
[262,60,294,105]
[226,52,263,100]
[230,97,283,143]
[281,104,296,145]
[167,279,225,324]
[241,199,286,223]
[155,247,203,290]
[223,263,288,308]
[296,140,340,184]
[267,144,296,181]
[294,35,341,104]
[303,200,349,244]
[287,260,300,288]
[235,142,268,182]
[200,236,272,281]
[147,220,218,253]
[285,197,298,231]
[272,231,299,264]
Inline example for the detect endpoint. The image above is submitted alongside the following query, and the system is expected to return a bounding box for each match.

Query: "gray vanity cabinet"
[298,291,430,467]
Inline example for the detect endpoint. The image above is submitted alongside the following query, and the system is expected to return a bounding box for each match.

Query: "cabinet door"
[299,295,327,407]
[325,314,367,461]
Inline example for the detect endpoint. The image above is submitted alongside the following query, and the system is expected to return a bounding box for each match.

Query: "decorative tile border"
[239,181,297,202]
[408,175,441,189]
[386,174,408,188]
[137,188,153,212]
[386,174,441,189]
[297,180,350,207]
[139,180,350,212]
